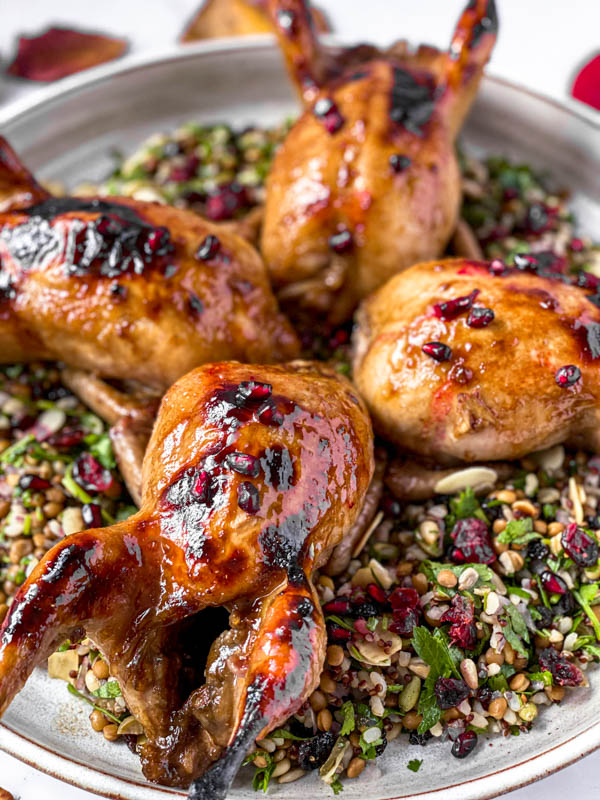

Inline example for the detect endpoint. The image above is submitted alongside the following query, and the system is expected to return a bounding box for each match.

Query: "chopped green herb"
[62,463,93,505]
[497,518,539,546]
[92,679,122,699]
[339,701,355,736]
[407,759,423,773]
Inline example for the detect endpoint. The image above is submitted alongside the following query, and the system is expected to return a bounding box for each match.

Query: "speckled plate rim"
[0,36,599,800]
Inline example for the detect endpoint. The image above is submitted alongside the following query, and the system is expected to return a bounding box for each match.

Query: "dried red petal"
[571,54,600,111]
[7,27,128,82]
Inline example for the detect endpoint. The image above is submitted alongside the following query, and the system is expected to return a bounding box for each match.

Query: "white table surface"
[0,1,599,798]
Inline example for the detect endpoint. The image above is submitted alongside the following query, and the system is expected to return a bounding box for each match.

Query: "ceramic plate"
[0,37,599,800]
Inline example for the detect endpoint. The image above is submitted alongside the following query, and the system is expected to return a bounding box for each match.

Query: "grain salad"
[1,119,599,795]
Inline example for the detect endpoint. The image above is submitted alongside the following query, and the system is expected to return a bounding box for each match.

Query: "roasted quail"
[0,138,299,391]
[0,361,374,798]
[353,256,600,463]
[261,0,498,322]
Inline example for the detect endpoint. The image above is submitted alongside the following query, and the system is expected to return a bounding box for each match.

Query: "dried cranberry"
[204,183,248,221]
[538,647,583,686]
[224,452,260,477]
[449,517,495,564]
[389,154,411,172]
[540,570,568,595]
[435,677,470,709]
[297,731,335,770]
[366,583,388,605]
[235,381,272,405]
[46,425,85,449]
[82,502,103,529]
[441,595,477,649]
[313,97,345,134]
[422,342,452,362]
[467,307,495,328]
[237,481,259,514]
[18,474,51,491]
[195,234,220,261]
[561,523,599,566]
[409,730,432,746]
[323,597,352,616]
[451,730,478,759]
[329,229,353,253]
[433,289,479,320]
[389,587,420,610]
[389,608,420,636]
[72,454,115,494]
[555,365,582,388]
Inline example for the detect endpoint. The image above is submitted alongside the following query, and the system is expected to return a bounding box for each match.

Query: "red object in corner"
[571,53,600,111]
[7,27,128,82]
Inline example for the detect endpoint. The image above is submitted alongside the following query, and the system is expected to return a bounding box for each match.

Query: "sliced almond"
[433,467,497,495]
[48,649,79,682]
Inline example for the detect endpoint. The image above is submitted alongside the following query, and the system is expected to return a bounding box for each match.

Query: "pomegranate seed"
[236,381,272,404]
[451,730,478,759]
[540,570,568,595]
[224,452,260,477]
[389,154,411,172]
[489,258,506,275]
[323,598,352,616]
[313,97,345,134]
[366,583,388,605]
[82,503,103,529]
[204,183,248,221]
[433,289,479,320]
[192,470,210,500]
[327,623,352,642]
[256,401,284,427]
[389,587,420,610]
[555,365,581,388]
[329,230,353,254]
[422,342,452,362]
[143,227,171,255]
[47,425,85,448]
[237,481,260,514]
[195,234,221,261]
[570,238,584,252]
[18,474,51,491]
[467,307,495,328]
[72,453,115,494]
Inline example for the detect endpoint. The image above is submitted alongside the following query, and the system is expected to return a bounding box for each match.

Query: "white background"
[1,1,599,798]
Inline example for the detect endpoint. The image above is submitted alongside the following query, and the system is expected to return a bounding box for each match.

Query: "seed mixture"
[1,120,599,794]
[74,121,291,220]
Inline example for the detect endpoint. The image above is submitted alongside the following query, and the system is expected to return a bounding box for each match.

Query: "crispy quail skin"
[261,0,498,321]
[0,361,374,798]
[353,257,600,463]
[0,138,299,390]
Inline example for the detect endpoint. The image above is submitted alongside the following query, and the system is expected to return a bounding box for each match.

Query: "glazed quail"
[0,137,299,391]
[0,361,374,798]
[261,0,498,322]
[353,256,600,462]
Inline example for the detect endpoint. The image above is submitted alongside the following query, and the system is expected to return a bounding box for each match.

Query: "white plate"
[0,38,599,800]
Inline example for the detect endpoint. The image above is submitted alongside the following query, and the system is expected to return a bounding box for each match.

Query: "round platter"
[0,37,599,800]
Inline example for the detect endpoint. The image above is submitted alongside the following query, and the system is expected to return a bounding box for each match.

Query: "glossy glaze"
[0,361,374,797]
[261,0,498,322]
[353,257,600,462]
[0,139,299,389]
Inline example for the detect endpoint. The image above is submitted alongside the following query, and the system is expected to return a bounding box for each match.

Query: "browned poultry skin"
[0,140,299,390]
[0,361,374,798]
[262,0,498,322]
[353,256,600,463]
